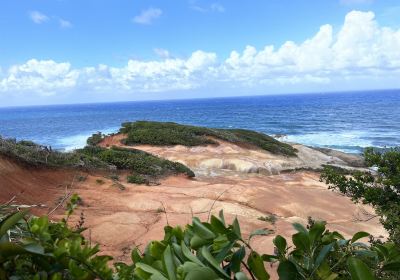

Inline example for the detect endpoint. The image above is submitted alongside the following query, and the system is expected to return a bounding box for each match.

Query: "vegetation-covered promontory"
[118,121,298,157]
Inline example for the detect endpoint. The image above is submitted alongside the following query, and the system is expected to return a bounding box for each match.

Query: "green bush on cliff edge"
[0,136,195,184]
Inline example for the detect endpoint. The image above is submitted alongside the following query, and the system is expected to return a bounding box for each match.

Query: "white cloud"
[59,19,72,28]
[191,2,225,13]
[220,10,400,86]
[0,59,78,96]
[29,11,49,24]
[2,10,400,102]
[133,8,162,25]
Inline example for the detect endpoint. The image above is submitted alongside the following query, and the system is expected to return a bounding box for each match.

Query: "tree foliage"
[321,147,400,245]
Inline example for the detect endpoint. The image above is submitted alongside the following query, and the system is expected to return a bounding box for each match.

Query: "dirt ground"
[0,137,386,278]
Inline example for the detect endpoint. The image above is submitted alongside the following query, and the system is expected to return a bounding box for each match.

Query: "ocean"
[0,90,399,154]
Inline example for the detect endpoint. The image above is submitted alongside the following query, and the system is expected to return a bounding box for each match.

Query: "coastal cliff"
[0,121,384,266]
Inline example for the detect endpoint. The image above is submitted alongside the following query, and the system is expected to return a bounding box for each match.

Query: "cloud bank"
[2,11,400,104]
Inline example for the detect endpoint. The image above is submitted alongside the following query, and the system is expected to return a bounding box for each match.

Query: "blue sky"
[1,0,400,106]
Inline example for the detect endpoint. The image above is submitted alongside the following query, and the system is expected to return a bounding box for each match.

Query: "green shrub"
[0,137,109,169]
[87,132,106,146]
[78,146,195,179]
[127,174,148,185]
[96,179,105,185]
[258,214,277,224]
[109,174,120,181]
[0,136,195,182]
[119,121,297,157]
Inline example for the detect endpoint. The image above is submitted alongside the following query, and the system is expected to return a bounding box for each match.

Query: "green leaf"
[382,261,400,271]
[232,217,241,238]
[247,251,270,280]
[249,229,272,241]
[185,266,220,280]
[347,257,375,280]
[373,244,389,260]
[214,241,235,263]
[230,246,246,273]
[219,210,226,226]
[201,246,230,279]
[293,223,308,234]
[309,221,326,245]
[292,232,310,252]
[317,262,338,280]
[181,241,204,266]
[135,263,168,280]
[0,210,28,237]
[210,215,227,234]
[162,245,177,280]
[273,235,287,254]
[190,234,209,249]
[277,260,299,280]
[131,247,142,263]
[180,261,202,272]
[261,254,278,262]
[0,242,27,257]
[315,243,334,269]
[192,218,216,240]
[351,232,370,243]
[150,241,167,259]
[23,243,46,255]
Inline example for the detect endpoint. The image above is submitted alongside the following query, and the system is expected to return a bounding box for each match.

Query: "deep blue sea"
[1,90,399,154]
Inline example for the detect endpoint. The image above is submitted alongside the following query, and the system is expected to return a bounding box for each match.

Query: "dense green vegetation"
[79,146,195,181]
[86,132,106,146]
[0,137,108,169]
[0,136,194,183]
[321,147,400,245]
[0,196,113,279]
[1,199,400,280]
[119,121,297,157]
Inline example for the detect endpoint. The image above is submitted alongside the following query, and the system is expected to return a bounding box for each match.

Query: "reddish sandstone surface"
[0,135,386,278]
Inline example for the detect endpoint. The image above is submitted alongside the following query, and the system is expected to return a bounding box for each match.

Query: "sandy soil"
[0,136,385,278]
[99,134,363,176]
[67,171,384,260]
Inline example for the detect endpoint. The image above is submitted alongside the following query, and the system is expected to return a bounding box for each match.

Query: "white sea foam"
[57,127,118,152]
[285,131,376,153]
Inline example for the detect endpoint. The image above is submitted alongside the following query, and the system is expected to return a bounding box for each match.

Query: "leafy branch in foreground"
[0,195,113,280]
[2,198,400,279]
[321,147,400,245]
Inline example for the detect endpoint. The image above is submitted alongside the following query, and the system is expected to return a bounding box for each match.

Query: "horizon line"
[1,88,399,110]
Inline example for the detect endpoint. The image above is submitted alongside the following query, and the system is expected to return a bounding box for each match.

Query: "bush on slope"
[0,136,195,183]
